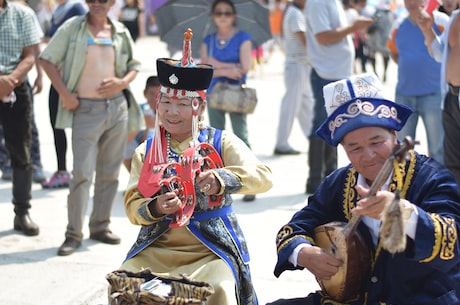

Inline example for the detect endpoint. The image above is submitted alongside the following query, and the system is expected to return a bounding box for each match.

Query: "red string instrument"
[138,135,224,228]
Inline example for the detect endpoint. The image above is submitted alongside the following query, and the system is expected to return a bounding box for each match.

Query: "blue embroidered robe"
[274,151,460,305]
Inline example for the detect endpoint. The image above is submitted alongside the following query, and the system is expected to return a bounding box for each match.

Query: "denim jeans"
[396,91,444,164]
[310,69,336,140]
[306,69,338,193]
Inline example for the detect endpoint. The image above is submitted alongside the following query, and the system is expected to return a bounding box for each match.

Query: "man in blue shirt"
[387,0,449,164]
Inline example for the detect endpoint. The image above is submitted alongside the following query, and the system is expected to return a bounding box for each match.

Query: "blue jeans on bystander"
[396,91,444,165]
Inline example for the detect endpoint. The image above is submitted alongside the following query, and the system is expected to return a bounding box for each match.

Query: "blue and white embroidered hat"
[316,72,413,146]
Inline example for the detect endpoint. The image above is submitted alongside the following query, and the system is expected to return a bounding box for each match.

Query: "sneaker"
[33,167,46,183]
[1,166,12,181]
[42,171,71,189]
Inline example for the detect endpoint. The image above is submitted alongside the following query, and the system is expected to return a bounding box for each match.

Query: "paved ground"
[0,36,427,305]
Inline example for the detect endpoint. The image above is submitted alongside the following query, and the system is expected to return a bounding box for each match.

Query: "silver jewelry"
[198,115,206,130]
[216,38,229,49]
[216,28,235,49]
[200,183,211,193]
[166,132,179,162]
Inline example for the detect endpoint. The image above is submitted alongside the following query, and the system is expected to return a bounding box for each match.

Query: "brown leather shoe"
[90,230,121,245]
[57,238,81,256]
[14,214,39,236]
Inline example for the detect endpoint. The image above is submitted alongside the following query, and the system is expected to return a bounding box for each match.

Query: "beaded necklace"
[215,28,235,49]
[166,132,180,162]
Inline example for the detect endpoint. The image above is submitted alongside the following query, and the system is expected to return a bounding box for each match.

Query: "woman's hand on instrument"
[155,191,182,215]
[353,185,395,220]
[195,171,221,195]
[297,245,343,280]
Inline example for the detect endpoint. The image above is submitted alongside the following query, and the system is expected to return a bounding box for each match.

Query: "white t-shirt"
[282,4,308,64]
[344,7,359,24]
[305,0,354,80]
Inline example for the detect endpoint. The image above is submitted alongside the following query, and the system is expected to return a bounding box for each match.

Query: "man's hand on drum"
[297,245,344,280]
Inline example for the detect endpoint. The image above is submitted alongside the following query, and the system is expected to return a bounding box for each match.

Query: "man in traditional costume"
[268,72,460,305]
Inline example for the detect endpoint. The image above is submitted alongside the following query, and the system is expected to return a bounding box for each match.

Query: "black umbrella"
[154,0,272,58]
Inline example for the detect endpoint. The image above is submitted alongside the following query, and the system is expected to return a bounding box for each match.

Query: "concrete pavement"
[0,36,426,305]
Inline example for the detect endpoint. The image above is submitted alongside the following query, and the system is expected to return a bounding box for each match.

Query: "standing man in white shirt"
[274,0,314,156]
[304,0,373,194]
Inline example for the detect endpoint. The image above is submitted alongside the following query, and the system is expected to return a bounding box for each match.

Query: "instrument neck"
[343,155,396,236]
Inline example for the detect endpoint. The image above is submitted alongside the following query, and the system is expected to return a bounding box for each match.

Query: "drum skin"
[314,221,371,301]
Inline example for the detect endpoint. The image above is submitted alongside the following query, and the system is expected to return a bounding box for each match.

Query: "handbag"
[208,81,258,114]
[106,269,214,305]
[206,35,257,114]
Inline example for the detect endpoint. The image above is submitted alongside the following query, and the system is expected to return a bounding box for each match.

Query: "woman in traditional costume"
[119,29,272,305]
